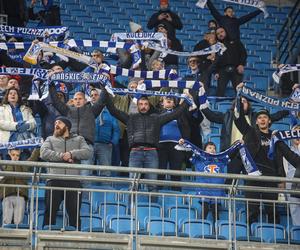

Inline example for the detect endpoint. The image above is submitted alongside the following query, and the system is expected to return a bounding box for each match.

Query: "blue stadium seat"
[108,215,138,234]
[90,187,117,213]
[80,215,103,232]
[179,219,213,238]
[136,203,162,230]
[251,75,269,91]
[291,226,300,241]
[217,220,248,240]
[251,223,286,242]
[168,205,197,226]
[146,217,176,236]
[99,202,127,222]
[157,190,185,215]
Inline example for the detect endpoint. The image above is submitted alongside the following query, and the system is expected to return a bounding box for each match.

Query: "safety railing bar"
[3,161,300,184]
[276,0,300,39]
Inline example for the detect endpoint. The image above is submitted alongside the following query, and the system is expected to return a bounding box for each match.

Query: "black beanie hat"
[255,109,271,120]
[55,116,72,131]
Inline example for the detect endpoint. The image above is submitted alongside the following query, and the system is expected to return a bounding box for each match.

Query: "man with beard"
[214,27,247,97]
[49,84,106,176]
[105,93,189,192]
[40,116,92,229]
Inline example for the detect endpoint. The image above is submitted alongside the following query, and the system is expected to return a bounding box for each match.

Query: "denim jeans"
[80,144,94,177]
[128,149,159,192]
[94,142,112,176]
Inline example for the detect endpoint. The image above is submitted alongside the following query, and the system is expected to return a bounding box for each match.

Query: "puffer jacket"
[49,85,105,144]
[0,104,36,143]
[40,133,92,175]
[107,95,189,148]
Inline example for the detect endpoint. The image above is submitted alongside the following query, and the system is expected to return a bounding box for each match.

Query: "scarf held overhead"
[272,64,300,84]
[268,129,300,159]
[0,25,69,38]
[196,0,268,18]
[239,86,300,112]
[175,140,261,176]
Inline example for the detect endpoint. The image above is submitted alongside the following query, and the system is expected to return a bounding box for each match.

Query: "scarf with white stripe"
[0,25,69,38]
[268,129,300,159]
[0,137,43,151]
[237,86,300,112]
[272,64,300,84]
[175,140,261,175]
[196,0,268,18]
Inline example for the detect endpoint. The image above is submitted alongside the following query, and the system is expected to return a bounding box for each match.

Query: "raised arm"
[233,98,252,135]
[49,84,70,116]
[206,0,223,22]
[159,101,189,126]
[91,93,106,117]
[201,107,225,124]
[105,92,129,125]
[169,11,183,30]
[270,110,289,123]
[238,9,262,25]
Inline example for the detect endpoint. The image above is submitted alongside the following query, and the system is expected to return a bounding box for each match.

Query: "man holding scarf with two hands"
[234,82,300,225]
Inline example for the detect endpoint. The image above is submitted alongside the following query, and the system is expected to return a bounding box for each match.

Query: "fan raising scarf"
[272,64,300,84]
[0,25,69,38]
[196,0,268,18]
[112,88,196,108]
[0,137,43,151]
[175,140,261,176]
[268,129,300,159]
[237,86,300,112]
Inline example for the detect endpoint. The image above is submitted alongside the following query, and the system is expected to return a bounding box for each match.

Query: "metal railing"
[276,0,300,64]
[1,160,300,250]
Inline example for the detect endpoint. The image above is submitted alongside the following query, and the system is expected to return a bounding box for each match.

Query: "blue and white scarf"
[175,140,261,175]
[146,41,227,57]
[111,32,168,48]
[0,137,43,151]
[272,64,300,84]
[268,129,300,159]
[112,88,196,107]
[0,67,48,79]
[143,79,202,90]
[0,25,69,38]
[110,66,177,79]
[238,86,300,112]
[196,0,268,18]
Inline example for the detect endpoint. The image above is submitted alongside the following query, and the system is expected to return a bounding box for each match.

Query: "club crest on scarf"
[204,165,220,174]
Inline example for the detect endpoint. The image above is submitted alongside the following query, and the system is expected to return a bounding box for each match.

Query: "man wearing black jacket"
[105,93,189,192]
[147,0,182,38]
[206,0,262,41]
[214,27,247,96]
[234,102,286,224]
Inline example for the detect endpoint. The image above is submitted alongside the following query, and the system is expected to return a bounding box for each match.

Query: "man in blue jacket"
[90,88,120,176]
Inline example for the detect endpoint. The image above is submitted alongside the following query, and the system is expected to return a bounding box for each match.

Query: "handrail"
[1,160,300,196]
[276,0,300,39]
[276,0,300,64]
[2,159,300,184]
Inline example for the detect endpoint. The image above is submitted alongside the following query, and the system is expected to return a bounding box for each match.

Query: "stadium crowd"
[0,0,300,232]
